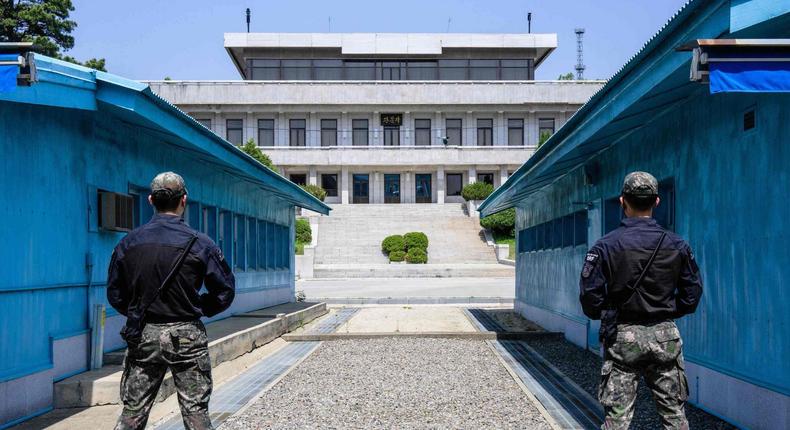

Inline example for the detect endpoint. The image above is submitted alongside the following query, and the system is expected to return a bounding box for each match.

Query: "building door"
[384,174,401,203]
[415,174,432,203]
[586,198,603,354]
[352,174,369,204]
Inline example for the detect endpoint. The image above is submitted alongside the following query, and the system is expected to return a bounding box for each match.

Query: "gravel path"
[220,338,551,430]
[524,337,736,430]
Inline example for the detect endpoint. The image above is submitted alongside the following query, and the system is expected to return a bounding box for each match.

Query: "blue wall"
[0,99,297,387]
[514,87,790,396]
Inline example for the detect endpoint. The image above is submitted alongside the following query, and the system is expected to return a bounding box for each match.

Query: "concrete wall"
[0,100,299,427]
[512,89,790,429]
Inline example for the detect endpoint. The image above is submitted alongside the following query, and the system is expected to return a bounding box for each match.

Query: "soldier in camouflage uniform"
[108,172,235,430]
[580,172,703,430]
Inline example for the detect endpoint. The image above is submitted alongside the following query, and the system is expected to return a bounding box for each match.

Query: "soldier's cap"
[150,171,188,200]
[622,171,658,196]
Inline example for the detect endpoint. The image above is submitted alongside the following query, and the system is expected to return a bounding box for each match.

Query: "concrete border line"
[485,339,563,430]
[223,341,323,421]
[310,296,515,305]
[282,331,561,341]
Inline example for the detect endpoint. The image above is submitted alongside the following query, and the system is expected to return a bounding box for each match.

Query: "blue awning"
[709,60,790,93]
[0,54,18,93]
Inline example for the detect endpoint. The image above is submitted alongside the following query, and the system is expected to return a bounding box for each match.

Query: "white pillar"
[341,166,349,204]
[308,112,318,147]
[466,111,474,147]
[341,112,349,146]
[214,112,224,139]
[308,166,317,186]
[527,111,537,147]
[468,167,477,185]
[245,112,254,144]
[495,111,505,146]
[403,172,413,203]
[372,111,380,146]
[499,166,509,187]
[434,111,443,146]
[403,112,411,146]
[277,113,286,146]
[437,166,446,204]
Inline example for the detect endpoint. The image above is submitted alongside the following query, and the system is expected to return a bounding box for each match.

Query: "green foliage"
[538,130,552,147]
[239,138,276,170]
[0,1,105,69]
[164,76,172,81]
[557,72,575,80]
[480,208,516,236]
[403,232,429,251]
[301,184,327,202]
[295,218,312,244]
[381,235,405,254]
[295,241,304,255]
[405,247,428,264]
[389,250,406,262]
[461,181,494,201]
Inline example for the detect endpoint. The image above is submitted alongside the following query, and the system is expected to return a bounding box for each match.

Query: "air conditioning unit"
[98,191,134,232]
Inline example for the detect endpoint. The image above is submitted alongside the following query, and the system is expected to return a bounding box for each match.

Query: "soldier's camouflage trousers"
[599,320,689,430]
[114,320,213,430]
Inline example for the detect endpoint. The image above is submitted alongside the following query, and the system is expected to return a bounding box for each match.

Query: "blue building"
[480,1,790,428]
[0,51,329,427]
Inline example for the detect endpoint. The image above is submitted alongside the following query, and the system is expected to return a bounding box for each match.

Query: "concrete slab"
[299,277,515,299]
[337,306,476,333]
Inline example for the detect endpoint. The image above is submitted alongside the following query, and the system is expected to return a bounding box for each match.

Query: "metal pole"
[90,303,105,369]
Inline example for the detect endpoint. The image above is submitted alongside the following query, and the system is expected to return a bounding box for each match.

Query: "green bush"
[239,138,276,170]
[461,181,495,201]
[381,235,405,254]
[389,250,406,262]
[300,184,327,202]
[403,232,429,251]
[295,218,312,244]
[480,208,516,236]
[405,247,428,264]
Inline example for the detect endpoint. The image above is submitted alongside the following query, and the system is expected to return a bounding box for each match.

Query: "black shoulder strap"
[627,232,667,293]
[139,234,198,320]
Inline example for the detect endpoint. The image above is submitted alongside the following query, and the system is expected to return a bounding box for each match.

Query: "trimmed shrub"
[300,184,327,202]
[461,181,494,201]
[480,208,516,236]
[381,235,405,254]
[403,232,429,251]
[389,250,406,262]
[295,218,312,244]
[405,247,428,264]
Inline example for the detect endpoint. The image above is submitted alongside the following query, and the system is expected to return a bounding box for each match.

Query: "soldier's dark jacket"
[579,217,702,324]
[107,214,235,322]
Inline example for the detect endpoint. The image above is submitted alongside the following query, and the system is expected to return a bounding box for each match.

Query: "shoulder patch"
[585,252,599,263]
[581,252,599,279]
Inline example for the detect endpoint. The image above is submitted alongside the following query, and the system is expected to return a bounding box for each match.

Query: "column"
[468,166,477,185]
[245,112,255,144]
[527,111,537,147]
[466,111,475,146]
[403,112,411,146]
[372,111,380,146]
[341,112,349,146]
[495,111,505,146]
[308,166,317,186]
[214,112,224,139]
[437,166,446,204]
[499,166,509,187]
[341,166,349,204]
[277,113,286,146]
[373,172,382,203]
[434,111,443,146]
[308,112,318,147]
[403,172,413,203]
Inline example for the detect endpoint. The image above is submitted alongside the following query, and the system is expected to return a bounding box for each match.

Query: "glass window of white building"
[321,174,338,197]
[352,119,369,146]
[321,119,337,147]
[196,118,211,129]
[415,119,431,146]
[508,118,524,146]
[384,126,400,146]
[226,119,243,145]
[314,59,343,80]
[539,118,556,145]
[258,119,274,146]
[477,118,493,146]
[289,119,306,147]
[446,119,462,146]
[447,173,463,196]
[282,59,311,80]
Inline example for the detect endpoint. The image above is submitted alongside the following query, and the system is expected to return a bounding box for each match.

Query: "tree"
[0,0,106,70]
[558,72,575,80]
[239,138,276,171]
[538,130,552,147]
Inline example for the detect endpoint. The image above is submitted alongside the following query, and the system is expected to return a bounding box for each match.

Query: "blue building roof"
[0,54,331,215]
[479,0,790,217]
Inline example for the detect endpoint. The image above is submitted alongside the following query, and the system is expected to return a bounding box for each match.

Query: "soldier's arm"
[675,242,703,317]
[106,246,129,316]
[579,244,608,320]
[200,245,236,317]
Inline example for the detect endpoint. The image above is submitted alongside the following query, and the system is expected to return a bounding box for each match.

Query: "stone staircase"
[313,204,513,278]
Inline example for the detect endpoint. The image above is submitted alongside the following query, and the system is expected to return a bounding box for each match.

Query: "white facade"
[148,33,604,205]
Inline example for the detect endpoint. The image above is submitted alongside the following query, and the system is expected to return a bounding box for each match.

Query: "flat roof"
[225,32,557,77]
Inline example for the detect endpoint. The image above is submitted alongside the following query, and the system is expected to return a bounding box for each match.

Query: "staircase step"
[313,263,514,278]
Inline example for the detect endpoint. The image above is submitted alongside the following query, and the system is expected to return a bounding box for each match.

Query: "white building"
[148,33,603,205]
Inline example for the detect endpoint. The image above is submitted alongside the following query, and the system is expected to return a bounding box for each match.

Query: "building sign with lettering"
[380,113,403,127]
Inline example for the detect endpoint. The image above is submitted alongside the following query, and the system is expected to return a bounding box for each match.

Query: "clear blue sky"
[67,0,688,81]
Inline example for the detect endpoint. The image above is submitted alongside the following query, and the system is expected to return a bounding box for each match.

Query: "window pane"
[415,119,431,146]
[321,174,338,197]
[290,119,306,147]
[407,61,438,80]
[248,217,257,269]
[226,119,243,145]
[384,126,399,146]
[477,173,494,185]
[321,119,337,147]
[258,119,274,146]
[446,173,463,196]
[470,60,498,80]
[290,174,306,186]
[477,119,493,146]
[439,60,467,80]
[508,119,524,146]
[282,59,311,80]
[314,59,343,80]
[501,59,530,80]
[345,61,375,80]
[446,119,462,146]
[352,119,369,146]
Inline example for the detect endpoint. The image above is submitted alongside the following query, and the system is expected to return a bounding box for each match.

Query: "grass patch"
[493,232,516,260]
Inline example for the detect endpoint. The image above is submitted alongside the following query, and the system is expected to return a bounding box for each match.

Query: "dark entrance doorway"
[384,174,401,203]
[415,174,432,203]
[353,174,370,204]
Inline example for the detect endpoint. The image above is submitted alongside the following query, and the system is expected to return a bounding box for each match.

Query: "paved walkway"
[298,277,515,299]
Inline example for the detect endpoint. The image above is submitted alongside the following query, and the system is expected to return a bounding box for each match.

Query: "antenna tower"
[575,28,585,80]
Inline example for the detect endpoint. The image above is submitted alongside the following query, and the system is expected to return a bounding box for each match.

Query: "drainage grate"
[153,341,320,430]
[466,308,507,332]
[308,307,360,334]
